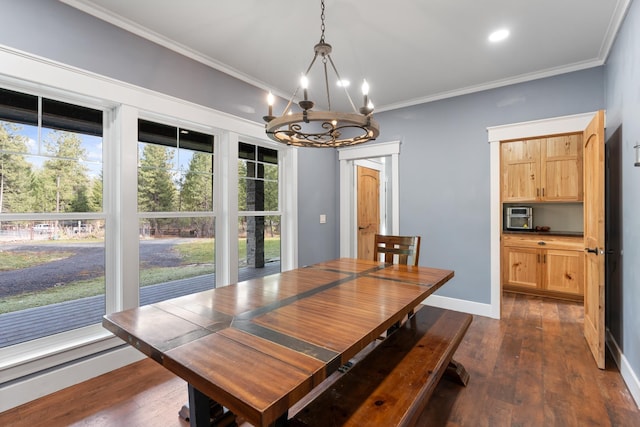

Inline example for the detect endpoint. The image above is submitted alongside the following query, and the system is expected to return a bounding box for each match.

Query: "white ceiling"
[62,0,630,113]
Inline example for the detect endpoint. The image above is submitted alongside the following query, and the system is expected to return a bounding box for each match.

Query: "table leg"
[184,384,238,426]
[188,384,212,426]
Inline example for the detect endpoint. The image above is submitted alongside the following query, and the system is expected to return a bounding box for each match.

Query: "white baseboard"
[607,329,640,409]
[0,346,144,412]
[423,294,495,318]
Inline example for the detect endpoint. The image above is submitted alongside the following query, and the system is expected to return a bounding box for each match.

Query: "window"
[0,87,104,348]
[137,119,216,301]
[238,142,280,280]
[0,53,297,406]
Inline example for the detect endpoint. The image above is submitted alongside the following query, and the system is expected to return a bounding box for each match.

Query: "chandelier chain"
[320,0,326,43]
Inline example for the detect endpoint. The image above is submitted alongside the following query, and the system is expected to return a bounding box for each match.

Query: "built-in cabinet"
[502,234,584,300]
[501,132,584,300]
[501,134,582,202]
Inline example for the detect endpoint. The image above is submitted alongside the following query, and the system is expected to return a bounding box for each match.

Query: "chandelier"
[263,0,380,148]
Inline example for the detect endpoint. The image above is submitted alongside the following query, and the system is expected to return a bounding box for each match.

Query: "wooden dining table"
[102,258,455,427]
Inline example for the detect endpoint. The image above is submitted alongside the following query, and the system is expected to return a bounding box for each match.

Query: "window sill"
[0,324,121,384]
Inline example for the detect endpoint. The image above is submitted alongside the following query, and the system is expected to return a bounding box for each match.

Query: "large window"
[0,54,296,404]
[238,142,280,280]
[137,119,216,301]
[0,88,104,348]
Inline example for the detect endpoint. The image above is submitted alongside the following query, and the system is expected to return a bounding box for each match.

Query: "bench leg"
[444,359,469,386]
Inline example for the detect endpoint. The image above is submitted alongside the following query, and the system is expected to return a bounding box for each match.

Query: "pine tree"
[180,151,213,211]
[40,130,90,213]
[89,172,103,212]
[137,144,177,212]
[180,151,214,237]
[0,122,37,213]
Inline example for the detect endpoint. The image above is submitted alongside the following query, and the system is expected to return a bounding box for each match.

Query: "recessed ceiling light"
[489,29,510,43]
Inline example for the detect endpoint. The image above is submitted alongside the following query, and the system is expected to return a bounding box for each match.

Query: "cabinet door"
[542,134,583,201]
[544,249,584,295]
[501,139,540,202]
[503,246,540,289]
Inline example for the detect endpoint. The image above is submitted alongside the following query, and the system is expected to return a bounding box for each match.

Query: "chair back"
[373,234,421,266]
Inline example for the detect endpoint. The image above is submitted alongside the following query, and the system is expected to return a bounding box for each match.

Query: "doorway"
[487,112,599,319]
[338,141,401,258]
[488,111,606,369]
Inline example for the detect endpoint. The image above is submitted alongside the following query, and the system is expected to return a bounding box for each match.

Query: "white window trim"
[0,45,298,411]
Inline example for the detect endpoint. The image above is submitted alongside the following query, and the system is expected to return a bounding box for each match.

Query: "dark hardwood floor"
[1,293,638,426]
[418,293,640,427]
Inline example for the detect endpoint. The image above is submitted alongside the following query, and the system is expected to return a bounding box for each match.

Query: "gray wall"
[375,68,604,303]
[604,0,640,396]
[296,149,340,267]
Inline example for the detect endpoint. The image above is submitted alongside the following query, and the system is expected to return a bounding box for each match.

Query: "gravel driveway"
[0,239,185,297]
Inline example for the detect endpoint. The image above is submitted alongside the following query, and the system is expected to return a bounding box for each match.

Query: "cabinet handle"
[537,241,546,246]
[537,188,540,197]
[537,254,540,263]
[542,187,545,197]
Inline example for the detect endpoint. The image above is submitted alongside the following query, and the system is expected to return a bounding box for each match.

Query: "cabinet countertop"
[503,230,583,238]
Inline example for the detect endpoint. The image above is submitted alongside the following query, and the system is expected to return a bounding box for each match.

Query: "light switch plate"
[320,214,327,224]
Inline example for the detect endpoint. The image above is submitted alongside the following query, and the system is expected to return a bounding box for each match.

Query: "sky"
[9,122,103,178]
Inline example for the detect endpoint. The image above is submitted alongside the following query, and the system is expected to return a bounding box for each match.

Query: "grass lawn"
[0,250,74,271]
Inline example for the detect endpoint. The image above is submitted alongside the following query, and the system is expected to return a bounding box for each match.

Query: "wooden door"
[583,110,606,369]
[501,139,540,202]
[357,166,380,260]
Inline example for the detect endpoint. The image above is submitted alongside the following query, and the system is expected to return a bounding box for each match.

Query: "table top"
[103,258,454,427]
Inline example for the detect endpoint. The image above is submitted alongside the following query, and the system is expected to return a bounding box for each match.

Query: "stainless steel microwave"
[506,206,533,230]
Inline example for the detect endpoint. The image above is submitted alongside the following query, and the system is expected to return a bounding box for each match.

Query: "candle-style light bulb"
[267,92,274,117]
[361,79,370,107]
[300,75,309,101]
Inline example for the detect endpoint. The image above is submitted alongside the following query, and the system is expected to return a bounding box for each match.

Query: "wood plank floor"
[1,293,638,426]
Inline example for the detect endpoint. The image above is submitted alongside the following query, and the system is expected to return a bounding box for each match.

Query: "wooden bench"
[289,306,472,427]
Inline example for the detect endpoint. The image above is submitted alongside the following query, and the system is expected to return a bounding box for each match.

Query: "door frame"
[487,112,599,319]
[338,141,401,258]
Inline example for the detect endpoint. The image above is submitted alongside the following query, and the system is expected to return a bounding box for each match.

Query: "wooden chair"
[373,234,421,336]
[373,234,421,266]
